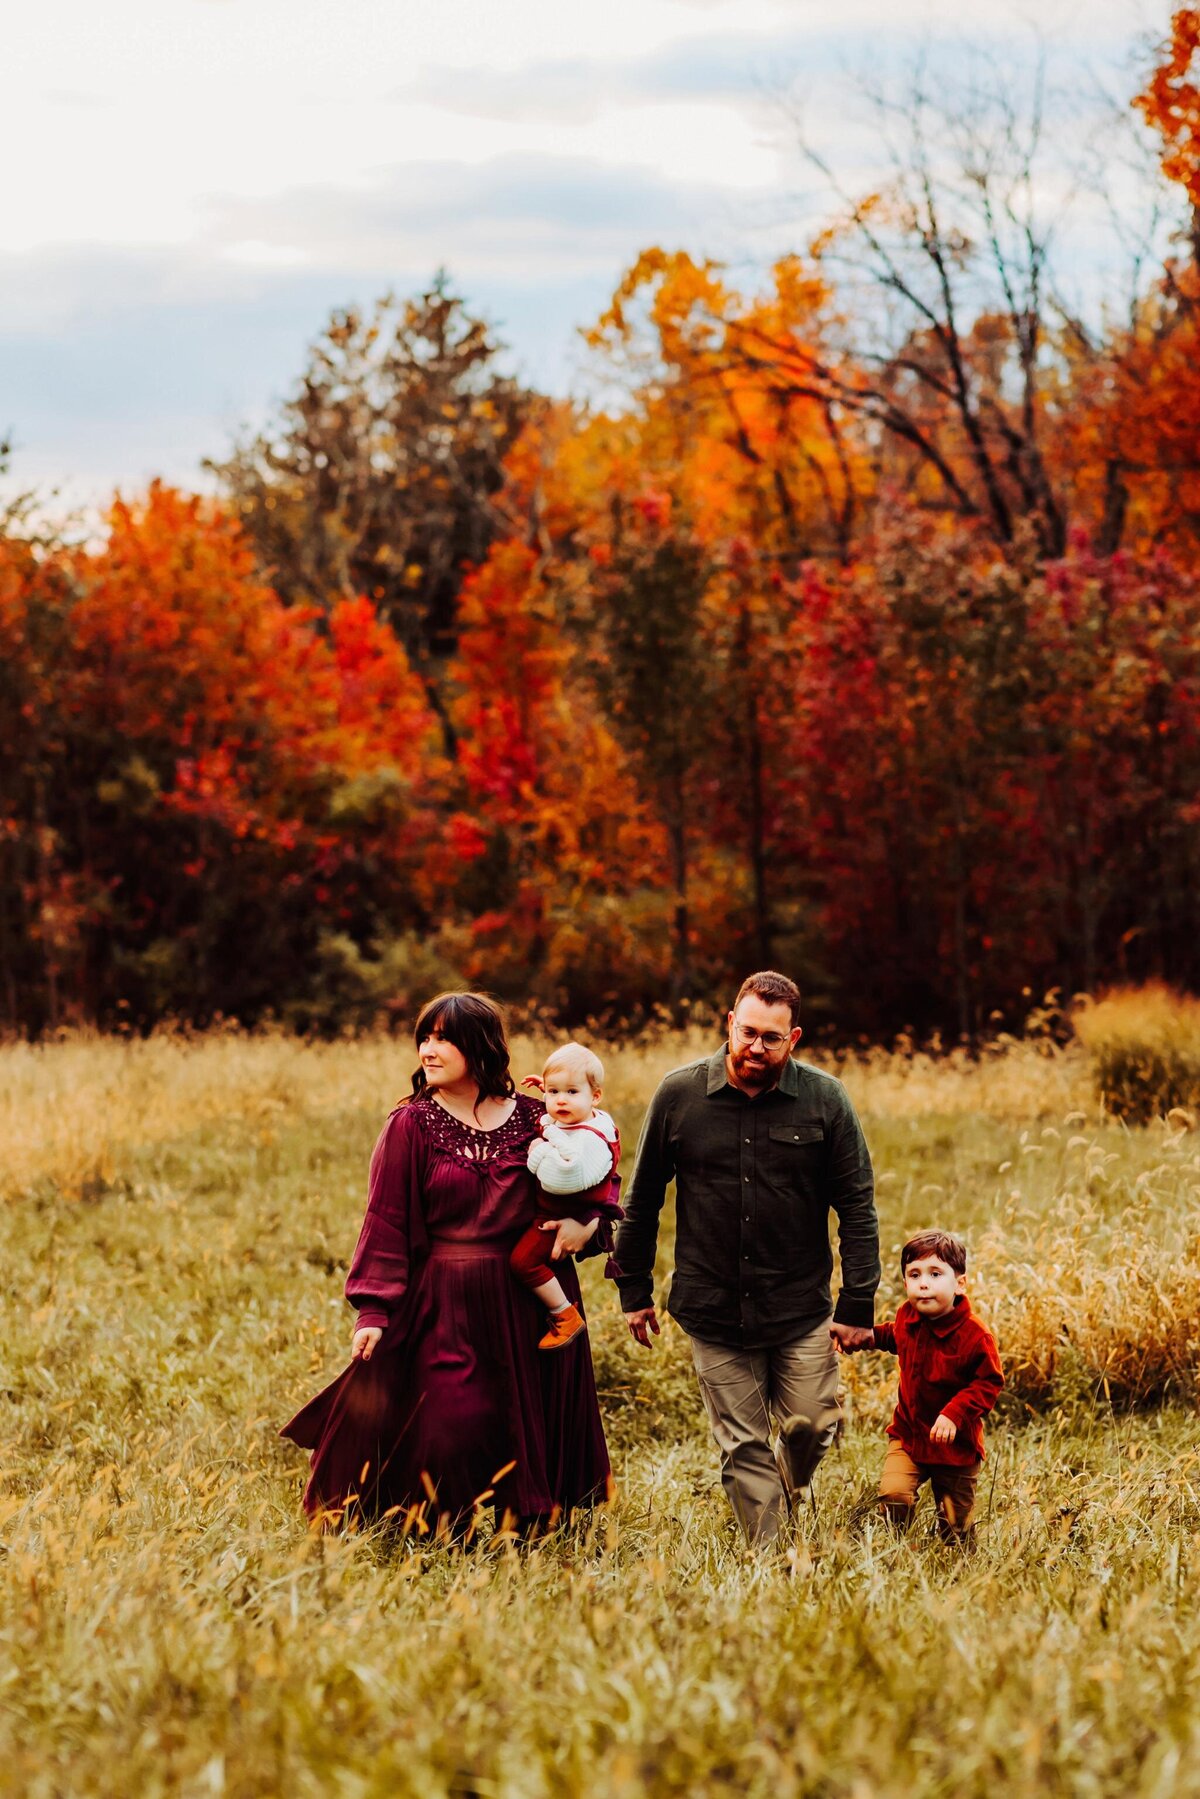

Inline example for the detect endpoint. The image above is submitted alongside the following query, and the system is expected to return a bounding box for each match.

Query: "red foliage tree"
[1,484,447,1028]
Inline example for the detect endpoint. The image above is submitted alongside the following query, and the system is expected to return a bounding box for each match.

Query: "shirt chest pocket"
[764,1121,825,1192]
[769,1121,825,1149]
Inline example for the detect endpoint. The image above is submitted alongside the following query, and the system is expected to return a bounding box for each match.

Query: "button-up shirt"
[873,1297,1003,1465]
[613,1047,880,1348]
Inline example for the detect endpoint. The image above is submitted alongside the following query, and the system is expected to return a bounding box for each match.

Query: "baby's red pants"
[510,1212,558,1290]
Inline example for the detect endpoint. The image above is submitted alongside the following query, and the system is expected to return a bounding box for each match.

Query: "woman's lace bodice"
[414,1091,538,1165]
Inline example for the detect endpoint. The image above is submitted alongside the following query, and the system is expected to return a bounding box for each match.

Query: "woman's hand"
[929,1412,957,1444]
[538,1216,600,1260]
[351,1326,382,1362]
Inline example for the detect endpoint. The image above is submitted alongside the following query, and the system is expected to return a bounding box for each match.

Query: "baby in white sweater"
[513,1042,621,1350]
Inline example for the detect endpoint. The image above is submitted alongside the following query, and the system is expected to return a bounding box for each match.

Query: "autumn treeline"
[4,21,1200,1037]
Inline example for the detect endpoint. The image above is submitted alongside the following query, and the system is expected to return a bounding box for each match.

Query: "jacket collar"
[900,1294,973,1336]
[705,1046,802,1099]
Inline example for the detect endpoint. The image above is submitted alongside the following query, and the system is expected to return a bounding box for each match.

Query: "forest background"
[5,11,1200,1042]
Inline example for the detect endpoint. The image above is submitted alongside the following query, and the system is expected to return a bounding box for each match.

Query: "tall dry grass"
[2,1412,1199,1797]
[0,1028,409,1203]
[971,1122,1200,1409]
[5,1024,1189,1412]
[3,1023,1200,1793]
[0,1022,1092,1206]
[1074,983,1200,1124]
[569,1025,1093,1128]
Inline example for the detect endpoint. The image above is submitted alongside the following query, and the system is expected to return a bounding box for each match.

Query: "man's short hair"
[543,1041,604,1093]
[732,971,802,1027]
[900,1230,968,1276]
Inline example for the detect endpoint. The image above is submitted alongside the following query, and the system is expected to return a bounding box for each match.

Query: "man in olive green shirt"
[613,970,880,1543]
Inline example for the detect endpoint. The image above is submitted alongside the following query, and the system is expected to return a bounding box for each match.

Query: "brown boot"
[539,1303,585,1351]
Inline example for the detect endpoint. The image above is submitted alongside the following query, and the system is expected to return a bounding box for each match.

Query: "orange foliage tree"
[447,512,675,1018]
[8,35,1200,1036]
[1135,8,1200,220]
[0,484,448,1029]
[444,256,860,1014]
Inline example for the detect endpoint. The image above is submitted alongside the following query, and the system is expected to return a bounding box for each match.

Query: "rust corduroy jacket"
[873,1295,1003,1465]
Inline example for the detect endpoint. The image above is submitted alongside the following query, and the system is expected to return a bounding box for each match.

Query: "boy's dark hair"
[901,1230,968,1276]
[732,970,802,1027]
[409,991,516,1107]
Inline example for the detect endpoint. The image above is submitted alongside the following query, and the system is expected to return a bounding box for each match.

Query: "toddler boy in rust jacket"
[869,1228,1003,1542]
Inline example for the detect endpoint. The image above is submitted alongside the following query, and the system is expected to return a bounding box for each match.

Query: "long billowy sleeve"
[344,1105,427,1335]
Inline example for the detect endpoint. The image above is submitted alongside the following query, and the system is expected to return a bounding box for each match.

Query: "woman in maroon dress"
[281,992,613,1534]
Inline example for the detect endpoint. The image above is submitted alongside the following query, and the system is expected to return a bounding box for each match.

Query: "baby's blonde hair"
[543,1041,604,1093]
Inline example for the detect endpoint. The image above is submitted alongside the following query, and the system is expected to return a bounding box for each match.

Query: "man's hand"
[929,1412,957,1444]
[351,1326,382,1362]
[829,1321,874,1354]
[625,1306,661,1348]
[539,1216,600,1259]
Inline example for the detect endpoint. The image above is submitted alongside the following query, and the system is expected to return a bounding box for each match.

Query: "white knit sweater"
[526,1109,617,1196]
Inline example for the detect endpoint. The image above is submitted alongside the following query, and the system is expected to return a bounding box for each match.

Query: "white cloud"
[222,240,312,270]
[0,0,1165,504]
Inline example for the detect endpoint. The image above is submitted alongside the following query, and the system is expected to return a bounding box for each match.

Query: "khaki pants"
[879,1441,980,1541]
[689,1321,840,1545]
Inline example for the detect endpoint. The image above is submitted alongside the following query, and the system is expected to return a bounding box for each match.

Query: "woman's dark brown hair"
[408,992,516,1109]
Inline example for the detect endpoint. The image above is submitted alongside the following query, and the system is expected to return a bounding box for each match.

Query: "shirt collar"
[705,1046,802,1100]
[905,1294,973,1335]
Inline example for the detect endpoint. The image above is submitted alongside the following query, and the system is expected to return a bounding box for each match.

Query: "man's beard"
[729,1045,785,1088]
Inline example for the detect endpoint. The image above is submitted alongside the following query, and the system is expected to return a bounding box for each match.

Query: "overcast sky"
[2,0,1162,511]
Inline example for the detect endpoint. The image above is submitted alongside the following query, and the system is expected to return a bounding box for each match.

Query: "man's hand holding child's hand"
[829,1323,874,1354]
[929,1412,957,1444]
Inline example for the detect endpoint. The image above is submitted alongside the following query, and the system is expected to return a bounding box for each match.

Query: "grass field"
[3,1028,1200,1796]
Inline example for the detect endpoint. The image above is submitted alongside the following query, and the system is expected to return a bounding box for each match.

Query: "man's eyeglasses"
[732,1022,791,1051]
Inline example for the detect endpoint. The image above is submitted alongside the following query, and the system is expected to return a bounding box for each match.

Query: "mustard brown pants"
[879,1441,981,1542]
